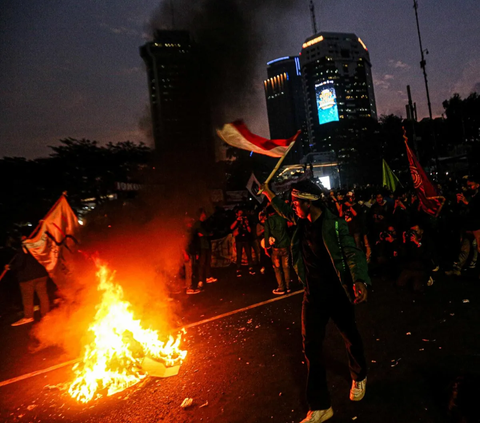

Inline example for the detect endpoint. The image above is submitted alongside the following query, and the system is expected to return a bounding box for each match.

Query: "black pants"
[197,248,212,283]
[302,287,367,410]
[396,267,426,292]
[235,240,253,269]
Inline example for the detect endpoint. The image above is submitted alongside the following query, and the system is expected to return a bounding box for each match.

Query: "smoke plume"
[146,0,299,130]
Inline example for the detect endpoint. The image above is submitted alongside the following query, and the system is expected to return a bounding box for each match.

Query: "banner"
[272,166,314,193]
[211,234,234,267]
[403,128,442,217]
[23,194,80,287]
[246,173,263,204]
[382,159,401,192]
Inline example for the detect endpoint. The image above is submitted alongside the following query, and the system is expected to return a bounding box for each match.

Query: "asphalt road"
[0,265,479,423]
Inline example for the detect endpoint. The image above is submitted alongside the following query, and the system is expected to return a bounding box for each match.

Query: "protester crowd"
[1,172,479,324]
[179,172,480,297]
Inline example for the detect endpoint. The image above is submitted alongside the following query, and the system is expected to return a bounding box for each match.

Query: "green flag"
[382,159,401,192]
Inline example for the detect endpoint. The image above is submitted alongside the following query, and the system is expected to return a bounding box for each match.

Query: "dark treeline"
[1,92,479,237]
[0,139,152,237]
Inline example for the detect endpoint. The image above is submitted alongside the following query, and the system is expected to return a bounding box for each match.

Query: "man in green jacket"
[261,180,370,423]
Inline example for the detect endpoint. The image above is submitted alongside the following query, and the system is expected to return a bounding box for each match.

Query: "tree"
[0,139,152,236]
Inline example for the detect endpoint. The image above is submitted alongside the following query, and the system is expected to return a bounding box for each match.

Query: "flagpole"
[258,135,299,194]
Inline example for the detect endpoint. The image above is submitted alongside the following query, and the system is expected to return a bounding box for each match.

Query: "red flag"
[217,120,300,158]
[403,128,441,216]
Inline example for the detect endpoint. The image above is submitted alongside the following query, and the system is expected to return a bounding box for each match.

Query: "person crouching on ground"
[261,180,370,423]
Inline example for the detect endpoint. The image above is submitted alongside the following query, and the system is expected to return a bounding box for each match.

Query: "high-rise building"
[263,56,307,162]
[139,30,213,166]
[300,32,377,152]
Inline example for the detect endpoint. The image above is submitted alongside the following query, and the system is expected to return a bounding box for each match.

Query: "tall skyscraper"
[139,30,213,166]
[300,32,377,152]
[263,56,307,162]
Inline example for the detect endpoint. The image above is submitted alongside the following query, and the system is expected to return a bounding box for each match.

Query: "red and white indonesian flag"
[217,120,300,158]
[23,194,80,283]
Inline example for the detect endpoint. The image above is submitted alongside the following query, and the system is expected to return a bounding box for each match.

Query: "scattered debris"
[199,400,209,408]
[371,360,377,363]
[419,348,425,351]
[422,339,430,342]
[391,358,402,367]
[463,299,470,303]
[352,417,358,420]
[406,332,412,335]
[181,398,194,408]
[26,405,38,411]
[44,383,67,391]
[247,319,252,324]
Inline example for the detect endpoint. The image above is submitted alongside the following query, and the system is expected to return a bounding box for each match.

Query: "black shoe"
[249,268,256,275]
[236,270,242,277]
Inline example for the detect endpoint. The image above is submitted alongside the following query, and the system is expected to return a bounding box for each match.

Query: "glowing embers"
[68,260,186,403]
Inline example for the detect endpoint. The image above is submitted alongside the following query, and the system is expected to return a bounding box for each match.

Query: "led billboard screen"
[315,81,339,125]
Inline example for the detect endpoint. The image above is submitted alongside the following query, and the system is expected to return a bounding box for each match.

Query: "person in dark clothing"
[392,190,411,236]
[193,208,217,289]
[261,180,370,423]
[183,216,201,295]
[5,238,50,326]
[446,175,480,276]
[230,208,255,277]
[339,192,362,247]
[374,225,400,280]
[256,210,268,274]
[369,192,391,242]
[397,223,437,292]
[264,206,291,294]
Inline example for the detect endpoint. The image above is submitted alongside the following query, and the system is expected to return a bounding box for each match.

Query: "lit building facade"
[300,32,377,152]
[139,30,213,165]
[263,56,307,162]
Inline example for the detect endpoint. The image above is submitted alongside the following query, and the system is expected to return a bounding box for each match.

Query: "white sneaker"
[206,277,217,283]
[300,407,333,423]
[186,288,201,295]
[350,377,367,401]
[11,317,34,327]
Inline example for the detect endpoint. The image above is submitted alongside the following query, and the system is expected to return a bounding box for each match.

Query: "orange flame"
[68,260,187,403]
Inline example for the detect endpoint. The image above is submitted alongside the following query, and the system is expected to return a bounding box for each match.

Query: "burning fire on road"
[68,259,187,403]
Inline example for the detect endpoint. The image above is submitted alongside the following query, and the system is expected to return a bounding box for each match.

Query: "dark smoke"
[147,0,299,128]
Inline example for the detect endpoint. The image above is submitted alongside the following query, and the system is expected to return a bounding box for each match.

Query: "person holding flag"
[1,193,80,324]
[261,180,370,423]
[5,235,50,326]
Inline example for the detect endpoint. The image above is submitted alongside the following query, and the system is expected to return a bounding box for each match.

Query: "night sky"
[1,0,479,159]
